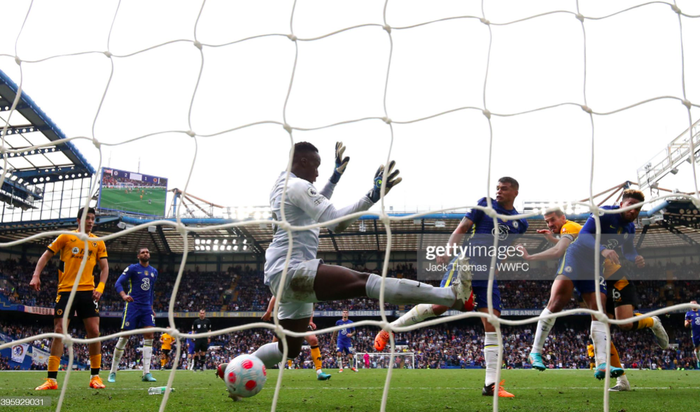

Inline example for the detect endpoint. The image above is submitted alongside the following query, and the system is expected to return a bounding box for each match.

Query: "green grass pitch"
[98,187,166,216]
[2,369,697,411]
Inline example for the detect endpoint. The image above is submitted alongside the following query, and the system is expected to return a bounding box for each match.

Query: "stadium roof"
[2,200,699,256]
[0,69,94,210]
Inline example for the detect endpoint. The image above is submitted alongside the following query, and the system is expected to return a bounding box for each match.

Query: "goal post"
[354,352,415,370]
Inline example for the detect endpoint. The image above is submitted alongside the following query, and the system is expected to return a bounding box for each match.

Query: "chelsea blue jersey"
[463,197,529,267]
[335,319,354,346]
[115,263,158,307]
[568,205,638,261]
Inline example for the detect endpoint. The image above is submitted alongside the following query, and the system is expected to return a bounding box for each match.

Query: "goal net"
[1,2,699,412]
[354,352,415,370]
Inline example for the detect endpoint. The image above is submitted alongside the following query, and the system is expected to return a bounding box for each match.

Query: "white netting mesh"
[1,1,700,412]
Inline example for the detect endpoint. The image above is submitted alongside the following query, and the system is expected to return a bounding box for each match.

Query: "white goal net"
[1,1,700,412]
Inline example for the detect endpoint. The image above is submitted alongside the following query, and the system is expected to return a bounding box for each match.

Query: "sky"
[1,0,700,216]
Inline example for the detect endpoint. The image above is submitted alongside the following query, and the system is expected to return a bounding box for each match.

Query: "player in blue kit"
[332,310,357,373]
[374,177,527,397]
[528,189,646,381]
[108,247,159,383]
[685,300,700,369]
[186,331,195,370]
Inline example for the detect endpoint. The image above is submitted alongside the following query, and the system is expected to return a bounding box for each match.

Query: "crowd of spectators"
[2,258,700,313]
[2,318,697,372]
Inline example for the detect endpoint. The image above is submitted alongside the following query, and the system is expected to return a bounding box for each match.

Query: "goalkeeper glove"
[367,161,402,203]
[330,141,350,184]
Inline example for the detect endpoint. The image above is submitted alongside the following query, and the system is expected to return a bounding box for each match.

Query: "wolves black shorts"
[54,291,99,319]
[162,349,171,357]
[606,279,639,314]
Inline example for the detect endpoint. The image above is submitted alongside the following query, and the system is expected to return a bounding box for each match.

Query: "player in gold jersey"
[520,206,667,391]
[30,207,109,390]
[160,332,176,369]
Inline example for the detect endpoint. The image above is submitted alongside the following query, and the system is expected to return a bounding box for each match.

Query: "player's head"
[137,247,150,264]
[543,209,567,234]
[199,309,206,319]
[496,177,519,207]
[620,189,644,222]
[291,142,320,183]
[692,300,698,311]
[76,207,96,233]
[342,310,348,320]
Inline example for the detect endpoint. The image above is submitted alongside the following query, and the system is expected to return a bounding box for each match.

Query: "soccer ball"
[221,355,267,398]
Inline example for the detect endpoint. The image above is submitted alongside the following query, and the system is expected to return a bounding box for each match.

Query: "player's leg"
[347,348,357,372]
[313,262,471,311]
[375,259,474,351]
[36,316,69,390]
[108,306,134,383]
[580,286,623,380]
[336,349,344,372]
[84,316,105,389]
[529,275,574,371]
[476,284,513,398]
[694,341,700,369]
[141,325,156,382]
[307,333,331,380]
[613,282,669,348]
[252,317,310,369]
[78,292,105,389]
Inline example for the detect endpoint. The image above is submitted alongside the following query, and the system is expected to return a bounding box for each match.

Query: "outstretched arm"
[29,249,55,291]
[519,237,572,262]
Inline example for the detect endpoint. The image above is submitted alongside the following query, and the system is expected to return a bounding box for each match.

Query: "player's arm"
[29,248,56,291]
[347,324,355,338]
[686,314,692,328]
[93,256,110,301]
[436,218,474,265]
[519,236,573,262]
[262,296,276,321]
[320,142,350,200]
[537,229,559,244]
[115,268,134,302]
[621,228,644,268]
[290,162,401,234]
[150,269,157,313]
[577,215,621,264]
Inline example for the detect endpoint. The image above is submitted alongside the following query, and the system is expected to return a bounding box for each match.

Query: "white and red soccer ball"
[218,355,267,398]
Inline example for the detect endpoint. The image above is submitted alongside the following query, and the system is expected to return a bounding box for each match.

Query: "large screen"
[97,168,168,216]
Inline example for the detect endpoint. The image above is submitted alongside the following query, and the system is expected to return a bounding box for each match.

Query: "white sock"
[393,304,436,327]
[338,357,343,369]
[590,321,608,366]
[617,374,629,384]
[365,274,455,307]
[316,369,324,375]
[110,337,128,374]
[484,332,499,386]
[531,308,556,354]
[253,342,284,368]
[143,339,153,374]
[694,348,700,362]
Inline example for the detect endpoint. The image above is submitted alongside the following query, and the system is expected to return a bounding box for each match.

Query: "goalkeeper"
[251,142,473,370]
